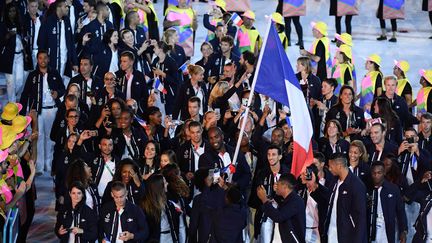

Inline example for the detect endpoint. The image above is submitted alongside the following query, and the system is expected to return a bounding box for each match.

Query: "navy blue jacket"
[189,186,226,243]
[324,171,367,243]
[20,68,66,115]
[408,181,432,243]
[418,132,432,156]
[111,126,148,162]
[37,14,78,77]
[366,139,398,163]
[126,26,147,48]
[261,191,306,243]
[0,23,29,73]
[115,69,149,116]
[198,144,251,196]
[398,149,431,184]
[367,180,407,243]
[55,202,98,243]
[208,52,240,79]
[68,73,104,103]
[379,93,417,129]
[80,18,114,55]
[317,137,349,161]
[90,44,119,79]
[326,104,366,141]
[99,201,149,242]
[172,80,209,120]
[210,203,248,243]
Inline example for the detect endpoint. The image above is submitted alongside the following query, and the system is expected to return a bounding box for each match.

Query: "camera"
[86,91,94,97]
[406,137,415,144]
[305,168,313,181]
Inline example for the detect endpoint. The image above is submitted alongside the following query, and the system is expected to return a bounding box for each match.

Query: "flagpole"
[230,16,273,180]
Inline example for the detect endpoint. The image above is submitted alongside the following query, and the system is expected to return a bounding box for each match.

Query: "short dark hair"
[371,122,386,132]
[421,112,432,121]
[100,135,113,143]
[371,161,385,170]
[242,51,255,65]
[278,173,297,189]
[80,55,94,66]
[267,144,282,155]
[188,120,202,130]
[83,0,96,8]
[120,50,135,62]
[65,108,80,118]
[328,153,348,167]
[188,96,201,106]
[313,151,326,164]
[404,127,418,135]
[111,181,126,192]
[221,35,234,47]
[37,49,49,58]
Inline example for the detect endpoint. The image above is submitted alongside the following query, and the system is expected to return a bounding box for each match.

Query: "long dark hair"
[2,3,23,34]
[161,163,190,198]
[372,97,399,129]
[140,174,166,224]
[335,85,355,111]
[66,159,91,189]
[103,28,118,46]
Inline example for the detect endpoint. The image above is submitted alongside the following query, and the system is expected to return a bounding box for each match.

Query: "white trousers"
[4,53,24,102]
[405,202,420,242]
[36,107,57,173]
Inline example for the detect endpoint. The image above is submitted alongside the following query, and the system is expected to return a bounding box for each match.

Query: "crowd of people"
[0,0,432,242]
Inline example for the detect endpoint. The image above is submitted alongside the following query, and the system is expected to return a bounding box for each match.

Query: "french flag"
[154,77,167,94]
[135,116,147,129]
[254,22,314,178]
[230,12,243,27]
[178,60,190,75]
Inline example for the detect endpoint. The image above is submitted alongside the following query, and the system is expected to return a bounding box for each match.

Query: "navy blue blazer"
[261,191,306,243]
[68,73,104,102]
[126,26,147,48]
[55,202,98,243]
[90,44,119,78]
[37,14,78,76]
[81,19,114,55]
[367,180,407,243]
[115,69,149,116]
[20,68,66,115]
[172,80,209,120]
[210,203,248,243]
[324,171,367,243]
[99,201,149,242]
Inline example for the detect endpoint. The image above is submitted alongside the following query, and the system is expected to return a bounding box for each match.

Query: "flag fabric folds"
[254,22,314,178]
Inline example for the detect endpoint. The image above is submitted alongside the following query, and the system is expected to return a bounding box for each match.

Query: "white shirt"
[42,73,55,106]
[427,202,432,241]
[68,218,75,243]
[121,135,133,159]
[328,180,343,242]
[60,19,68,63]
[69,5,76,34]
[33,17,41,50]
[372,187,388,243]
[192,144,205,172]
[85,78,93,106]
[218,152,232,168]
[193,86,204,115]
[305,191,320,243]
[114,208,124,243]
[15,35,23,52]
[98,159,115,197]
[126,74,133,99]
[85,188,94,209]
[109,50,119,73]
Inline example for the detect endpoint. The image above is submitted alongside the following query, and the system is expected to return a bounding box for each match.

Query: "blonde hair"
[208,81,229,107]
[163,29,177,45]
[187,64,204,76]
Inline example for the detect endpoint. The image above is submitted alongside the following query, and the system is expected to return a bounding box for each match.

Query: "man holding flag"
[243,17,314,178]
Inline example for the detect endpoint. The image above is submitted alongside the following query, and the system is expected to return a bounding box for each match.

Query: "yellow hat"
[420,69,432,85]
[338,44,352,60]
[366,54,382,67]
[10,115,32,134]
[335,33,353,47]
[271,12,284,26]
[0,127,16,150]
[214,0,226,12]
[311,21,328,36]
[394,60,410,73]
[1,102,22,121]
[242,10,255,20]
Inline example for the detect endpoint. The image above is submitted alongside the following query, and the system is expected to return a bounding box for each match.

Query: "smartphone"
[242,98,248,107]
[89,130,98,137]
[305,168,312,181]
[213,168,220,184]
[214,108,220,117]
[231,111,239,116]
